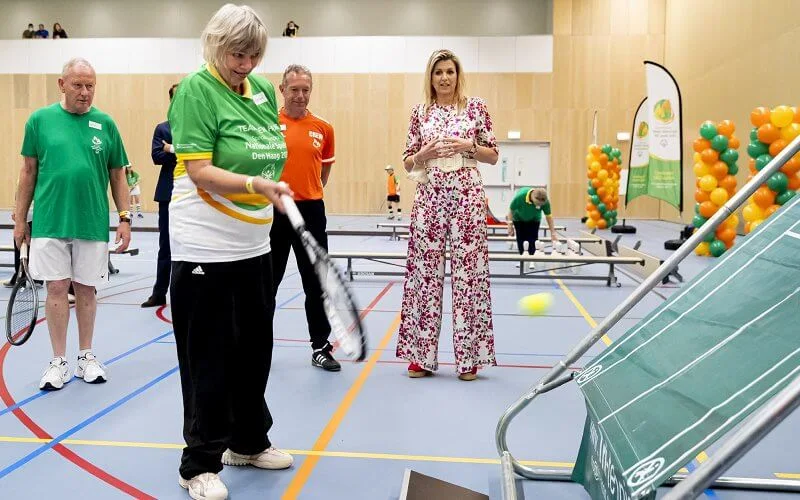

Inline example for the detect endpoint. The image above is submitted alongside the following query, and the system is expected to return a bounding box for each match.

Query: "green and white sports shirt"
[168,64,287,262]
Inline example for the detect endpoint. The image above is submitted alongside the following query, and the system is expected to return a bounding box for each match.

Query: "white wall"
[0,36,554,74]
[3,0,553,39]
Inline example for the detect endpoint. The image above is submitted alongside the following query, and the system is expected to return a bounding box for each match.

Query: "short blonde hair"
[529,188,548,205]
[62,57,94,78]
[423,49,466,113]
[201,4,268,71]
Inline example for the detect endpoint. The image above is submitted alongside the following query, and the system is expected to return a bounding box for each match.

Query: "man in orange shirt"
[271,64,340,371]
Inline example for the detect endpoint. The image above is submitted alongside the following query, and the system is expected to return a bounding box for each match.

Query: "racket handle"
[20,241,28,257]
[280,194,306,231]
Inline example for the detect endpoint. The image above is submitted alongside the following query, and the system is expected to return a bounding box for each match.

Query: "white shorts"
[29,238,109,287]
[130,185,141,196]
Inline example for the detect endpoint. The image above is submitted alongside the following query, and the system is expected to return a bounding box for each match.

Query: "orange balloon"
[699,201,718,218]
[603,196,613,206]
[780,158,800,176]
[716,227,736,244]
[719,174,737,192]
[696,177,702,188]
[788,173,800,191]
[596,219,608,229]
[590,144,602,157]
[701,148,719,164]
[750,106,771,127]
[757,123,781,144]
[749,158,757,174]
[598,154,609,165]
[586,202,594,211]
[590,210,601,221]
[769,139,788,157]
[588,170,597,179]
[764,204,781,218]
[753,185,776,209]
[596,187,607,198]
[724,240,734,250]
[693,138,711,153]
[711,161,729,180]
[728,136,740,149]
[717,120,735,137]
[794,106,800,124]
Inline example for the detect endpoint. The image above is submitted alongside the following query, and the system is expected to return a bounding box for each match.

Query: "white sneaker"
[387,214,394,219]
[39,359,71,391]
[75,352,107,383]
[68,293,76,304]
[179,472,228,500]
[222,447,293,470]
[2,278,15,288]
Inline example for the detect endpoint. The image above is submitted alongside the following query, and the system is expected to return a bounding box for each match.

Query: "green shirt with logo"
[509,187,551,222]
[21,103,128,242]
[126,169,140,187]
[167,64,288,262]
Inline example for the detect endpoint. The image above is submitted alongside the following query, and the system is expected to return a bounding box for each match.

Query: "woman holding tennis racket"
[168,5,294,499]
[396,49,499,381]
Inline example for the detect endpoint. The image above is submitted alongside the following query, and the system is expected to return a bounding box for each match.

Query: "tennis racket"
[6,242,39,346]
[280,195,367,361]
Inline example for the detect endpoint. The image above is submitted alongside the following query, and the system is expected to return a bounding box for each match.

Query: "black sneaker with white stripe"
[312,344,341,372]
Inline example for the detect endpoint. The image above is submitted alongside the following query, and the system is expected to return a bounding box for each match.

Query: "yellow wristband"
[245,176,256,194]
[118,210,131,218]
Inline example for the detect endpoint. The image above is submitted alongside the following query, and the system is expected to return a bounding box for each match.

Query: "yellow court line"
[281,313,402,499]
[0,435,573,468]
[775,473,800,479]
[553,277,612,346]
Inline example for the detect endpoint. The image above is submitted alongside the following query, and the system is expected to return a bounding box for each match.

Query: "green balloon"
[609,210,617,218]
[709,239,727,257]
[750,127,759,142]
[776,190,796,205]
[611,148,621,158]
[711,135,729,152]
[694,203,700,215]
[766,172,789,194]
[693,214,707,228]
[703,230,716,243]
[755,154,773,171]
[700,122,718,140]
[601,145,613,155]
[588,187,597,196]
[597,203,607,214]
[727,163,739,175]
[591,194,601,205]
[748,141,769,159]
[720,148,739,165]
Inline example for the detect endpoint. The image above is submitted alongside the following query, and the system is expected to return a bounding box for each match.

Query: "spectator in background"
[23,24,34,39]
[52,23,68,39]
[141,83,178,309]
[282,21,299,37]
[35,24,49,39]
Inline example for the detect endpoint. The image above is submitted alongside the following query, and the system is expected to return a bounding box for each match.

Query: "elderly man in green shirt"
[507,187,559,254]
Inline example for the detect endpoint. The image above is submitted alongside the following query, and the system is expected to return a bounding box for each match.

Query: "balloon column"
[692,120,740,257]
[742,106,800,233]
[585,144,622,229]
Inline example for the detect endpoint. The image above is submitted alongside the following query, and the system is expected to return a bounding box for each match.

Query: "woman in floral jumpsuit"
[396,49,499,381]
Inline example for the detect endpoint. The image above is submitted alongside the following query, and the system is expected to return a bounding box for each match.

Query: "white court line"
[599,287,800,425]
[629,360,800,495]
[582,195,800,372]
[584,223,800,384]
[786,231,800,240]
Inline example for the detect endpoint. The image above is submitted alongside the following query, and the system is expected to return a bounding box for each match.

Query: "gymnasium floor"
[0,215,797,499]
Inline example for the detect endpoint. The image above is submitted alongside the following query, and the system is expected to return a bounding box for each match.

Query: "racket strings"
[10,284,37,336]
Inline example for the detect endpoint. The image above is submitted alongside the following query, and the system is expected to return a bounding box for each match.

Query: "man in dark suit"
[142,84,178,308]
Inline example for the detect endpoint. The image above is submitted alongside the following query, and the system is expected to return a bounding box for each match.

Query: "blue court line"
[0,330,173,419]
[277,291,304,309]
[0,366,178,480]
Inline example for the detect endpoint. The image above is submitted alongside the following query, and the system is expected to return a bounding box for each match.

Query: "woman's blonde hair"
[423,49,466,113]
[201,4,268,71]
[529,188,548,205]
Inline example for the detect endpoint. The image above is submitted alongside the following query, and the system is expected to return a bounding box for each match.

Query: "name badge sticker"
[253,92,267,106]
[89,121,102,130]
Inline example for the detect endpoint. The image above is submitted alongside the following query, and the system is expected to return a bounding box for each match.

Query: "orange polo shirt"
[387,174,398,196]
[278,109,335,201]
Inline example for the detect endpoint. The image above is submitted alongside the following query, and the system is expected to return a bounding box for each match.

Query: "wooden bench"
[327,250,643,286]
[375,222,567,241]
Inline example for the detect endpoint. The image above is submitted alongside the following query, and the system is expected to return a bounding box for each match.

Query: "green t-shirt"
[167,64,288,262]
[509,187,551,222]
[21,103,128,241]
[126,170,140,187]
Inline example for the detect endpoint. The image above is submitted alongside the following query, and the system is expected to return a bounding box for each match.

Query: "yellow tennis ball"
[518,293,553,316]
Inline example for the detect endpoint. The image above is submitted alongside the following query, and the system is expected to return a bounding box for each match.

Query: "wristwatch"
[119,216,131,224]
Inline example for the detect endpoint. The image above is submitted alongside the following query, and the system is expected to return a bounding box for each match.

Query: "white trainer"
[39,359,71,391]
[222,447,294,470]
[178,472,228,500]
[75,352,107,384]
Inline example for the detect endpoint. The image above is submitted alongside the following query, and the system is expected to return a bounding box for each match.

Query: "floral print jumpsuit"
[395,97,498,374]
